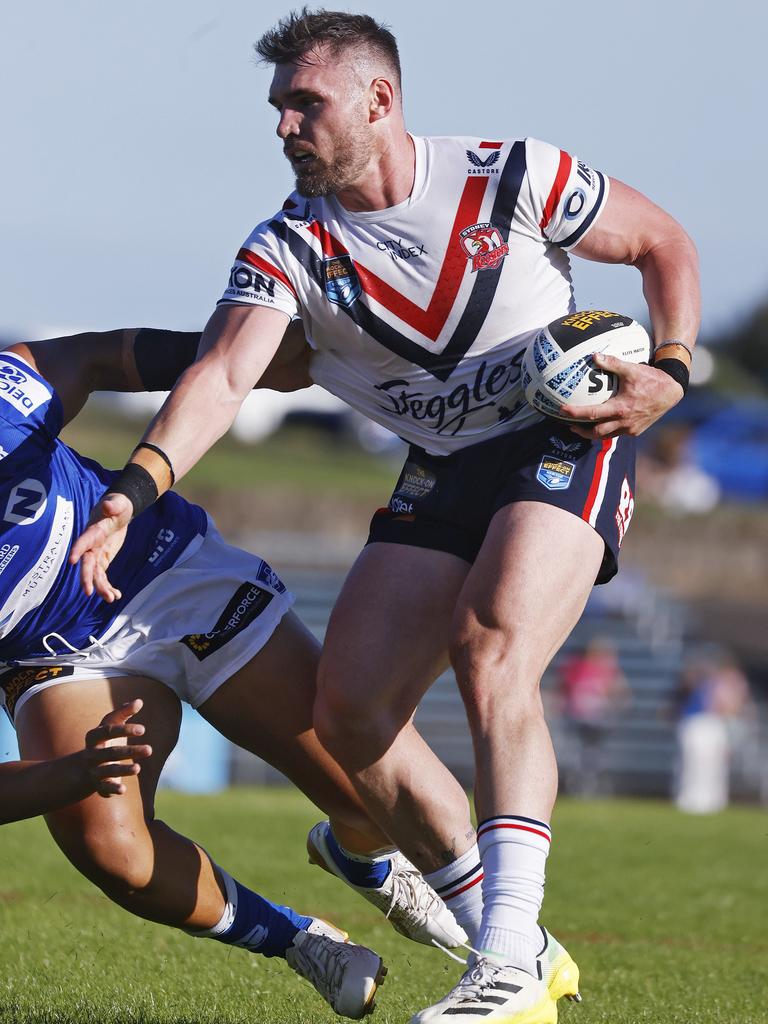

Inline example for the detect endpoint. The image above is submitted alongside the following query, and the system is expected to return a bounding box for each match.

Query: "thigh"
[199,612,384,834]
[318,542,470,719]
[16,675,182,832]
[199,610,320,748]
[454,501,604,681]
[493,422,636,585]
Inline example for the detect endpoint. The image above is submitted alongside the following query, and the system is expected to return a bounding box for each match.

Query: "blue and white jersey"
[0,352,207,663]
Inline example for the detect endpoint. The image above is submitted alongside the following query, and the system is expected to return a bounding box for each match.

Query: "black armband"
[104,464,159,518]
[133,329,203,391]
[652,357,690,395]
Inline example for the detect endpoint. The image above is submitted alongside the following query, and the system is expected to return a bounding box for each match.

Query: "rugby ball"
[521,310,651,421]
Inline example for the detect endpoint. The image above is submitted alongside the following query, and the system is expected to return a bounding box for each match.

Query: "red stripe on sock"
[443,872,484,900]
[477,823,551,844]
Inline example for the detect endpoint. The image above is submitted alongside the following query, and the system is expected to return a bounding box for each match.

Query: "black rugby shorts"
[367,420,636,584]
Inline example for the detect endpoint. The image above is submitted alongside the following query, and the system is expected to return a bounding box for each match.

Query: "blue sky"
[1,0,765,339]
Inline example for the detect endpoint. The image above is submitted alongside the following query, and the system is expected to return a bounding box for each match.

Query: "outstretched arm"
[70,303,291,599]
[6,319,311,428]
[560,178,700,438]
[0,701,151,825]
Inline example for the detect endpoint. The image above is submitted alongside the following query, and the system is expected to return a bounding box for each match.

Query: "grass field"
[61,408,398,498]
[0,790,765,1024]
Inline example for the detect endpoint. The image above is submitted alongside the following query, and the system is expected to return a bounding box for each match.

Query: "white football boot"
[409,957,557,1024]
[307,821,467,949]
[285,918,386,1020]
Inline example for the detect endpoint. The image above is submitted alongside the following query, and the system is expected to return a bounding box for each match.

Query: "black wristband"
[104,463,159,518]
[652,357,690,395]
[133,329,202,391]
[134,442,176,485]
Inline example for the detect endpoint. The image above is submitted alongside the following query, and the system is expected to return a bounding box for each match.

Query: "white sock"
[424,843,484,945]
[476,815,552,975]
[186,868,238,937]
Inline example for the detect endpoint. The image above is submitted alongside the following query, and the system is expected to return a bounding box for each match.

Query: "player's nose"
[276,109,300,140]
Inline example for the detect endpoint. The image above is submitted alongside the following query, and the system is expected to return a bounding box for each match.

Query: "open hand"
[69,493,133,602]
[80,700,152,797]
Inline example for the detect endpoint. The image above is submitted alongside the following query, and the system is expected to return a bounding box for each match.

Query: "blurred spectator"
[557,636,631,796]
[674,650,754,813]
[638,424,720,514]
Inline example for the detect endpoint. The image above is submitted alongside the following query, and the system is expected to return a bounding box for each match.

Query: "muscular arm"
[561,178,700,437]
[70,304,293,598]
[134,304,291,482]
[7,330,141,426]
[0,756,104,825]
[6,318,310,429]
[574,179,699,351]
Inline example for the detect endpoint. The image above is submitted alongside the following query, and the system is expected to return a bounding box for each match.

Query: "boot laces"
[452,958,509,1000]
[385,857,441,923]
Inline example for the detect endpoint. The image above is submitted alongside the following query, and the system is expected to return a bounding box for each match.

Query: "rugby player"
[72,10,700,1022]
[0,325,468,1019]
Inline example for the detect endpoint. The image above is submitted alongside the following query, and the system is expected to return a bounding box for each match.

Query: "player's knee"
[52,813,153,898]
[314,685,367,753]
[450,618,543,719]
[450,616,509,681]
[314,676,396,763]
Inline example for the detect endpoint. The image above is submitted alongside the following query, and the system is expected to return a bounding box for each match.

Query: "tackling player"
[0,325,469,1019]
[72,11,700,1020]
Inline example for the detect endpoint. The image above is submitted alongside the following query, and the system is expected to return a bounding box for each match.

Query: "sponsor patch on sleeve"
[0,360,52,418]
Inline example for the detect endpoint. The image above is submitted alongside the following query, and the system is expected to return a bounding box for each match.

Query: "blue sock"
[325,827,392,889]
[192,870,312,959]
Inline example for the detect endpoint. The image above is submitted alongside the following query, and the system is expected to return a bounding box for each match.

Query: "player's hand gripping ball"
[522,310,651,421]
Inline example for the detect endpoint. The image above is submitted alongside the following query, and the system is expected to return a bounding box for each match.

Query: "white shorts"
[2,521,295,723]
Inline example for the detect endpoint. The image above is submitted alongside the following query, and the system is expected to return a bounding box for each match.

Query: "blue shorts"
[367,421,636,584]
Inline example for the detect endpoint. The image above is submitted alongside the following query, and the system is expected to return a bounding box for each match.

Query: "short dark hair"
[255,7,401,89]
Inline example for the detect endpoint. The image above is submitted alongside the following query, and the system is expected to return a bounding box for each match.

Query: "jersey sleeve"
[523,137,610,250]
[218,215,300,319]
[0,352,61,469]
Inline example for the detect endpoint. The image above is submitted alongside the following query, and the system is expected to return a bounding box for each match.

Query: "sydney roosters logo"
[458,223,509,272]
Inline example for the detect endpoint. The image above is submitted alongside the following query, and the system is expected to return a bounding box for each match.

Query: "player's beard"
[289,125,373,198]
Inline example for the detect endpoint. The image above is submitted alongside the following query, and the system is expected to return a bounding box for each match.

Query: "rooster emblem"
[458,222,509,272]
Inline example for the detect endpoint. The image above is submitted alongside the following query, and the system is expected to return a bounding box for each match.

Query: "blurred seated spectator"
[557,636,632,796]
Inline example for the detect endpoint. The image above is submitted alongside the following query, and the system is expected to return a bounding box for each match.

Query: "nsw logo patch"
[323,255,361,308]
[537,456,575,491]
[180,582,274,661]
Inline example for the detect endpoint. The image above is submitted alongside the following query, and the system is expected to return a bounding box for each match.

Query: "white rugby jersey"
[220,135,609,454]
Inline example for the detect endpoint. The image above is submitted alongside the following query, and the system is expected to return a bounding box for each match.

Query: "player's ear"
[369,77,394,122]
